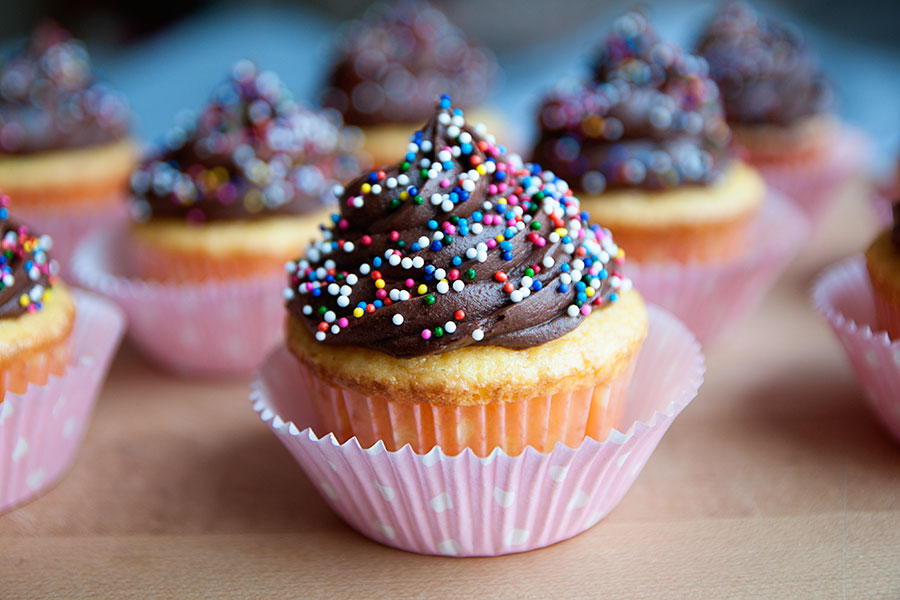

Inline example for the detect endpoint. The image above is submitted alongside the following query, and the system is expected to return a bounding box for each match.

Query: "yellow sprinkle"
[399,191,409,200]
[476,165,486,175]
[617,248,625,259]
[495,234,505,242]
[417,284,427,295]
[19,294,29,307]
[353,307,364,318]
[374,279,385,289]
[361,183,371,194]
[43,289,52,302]
[586,286,595,297]
[497,197,508,205]
[555,227,567,236]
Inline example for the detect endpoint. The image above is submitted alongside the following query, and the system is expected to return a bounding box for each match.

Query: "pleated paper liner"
[18,199,129,277]
[755,126,870,228]
[251,305,704,556]
[812,256,900,442]
[625,191,809,344]
[0,290,126,513]
[71,228,286,377]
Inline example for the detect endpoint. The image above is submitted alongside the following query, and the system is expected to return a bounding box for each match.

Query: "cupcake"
[0,22,135,267]
[0,190,126,513]
[321,1,501,167]
[282,95,646,457]
[865,202,900,339]
[532,11,765,264]
[695,3,865,224]
[130,60,362,282]
[0,193,72,398]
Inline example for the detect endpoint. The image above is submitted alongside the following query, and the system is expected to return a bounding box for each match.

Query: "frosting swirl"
[0,192,58,318]
[131,61,363,224]
[696,2,832,126]
[531,12,730,193]
[285,96,632,358]
[0,22,130,155]
[321,1,497,126]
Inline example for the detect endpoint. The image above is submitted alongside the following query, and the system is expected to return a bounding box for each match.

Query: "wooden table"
[2,181,898,599]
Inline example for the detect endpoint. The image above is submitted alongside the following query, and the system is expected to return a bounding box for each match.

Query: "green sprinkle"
[414,195,424,205]
[530,222,541,230]
[434,326,444,337]
[525,268,535,277]
[317,306,327,315]
[425,294,436,305]
[464,268,476,280]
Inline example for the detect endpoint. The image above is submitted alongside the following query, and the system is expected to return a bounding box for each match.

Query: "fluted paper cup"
[756,126,870,228]
[625,191,808,344]
[812,256,900,442]
[71,228,285,377]
[251,305,704,556]
[0,290,126,513]
[19,201,129,277]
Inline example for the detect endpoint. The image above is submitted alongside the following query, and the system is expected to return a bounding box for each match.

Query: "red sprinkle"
[455,310,466,320]
[494,271,508,283]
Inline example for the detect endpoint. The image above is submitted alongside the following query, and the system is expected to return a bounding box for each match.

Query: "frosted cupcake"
[283,95,646,457]
[321,1,501,167]
[130,61,362,282]
[695,3,864,224]
[0,23,134,268]
[866,203,900,339]
[532,12,765,263]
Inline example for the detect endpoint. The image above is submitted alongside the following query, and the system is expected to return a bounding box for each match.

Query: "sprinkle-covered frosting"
[696,2,832,126]
[321,1,497,127]
[131,60,362,224]
[531,12,730,194]
[0,22,130,155]
[0,192,58,318]
[285,96,632,358]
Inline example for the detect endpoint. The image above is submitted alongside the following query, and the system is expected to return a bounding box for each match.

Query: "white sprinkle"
[472,329,484,341]
[388,254,401,266]
[360,264,371,275]
[302,305,313,315]
[386,178,397,189]
[543,256,555,268]
[567,305,579,317]
[282,288,295,300]
[327,283,340,295]
[346,274,358,285]
[434,268,447,280]
[315,331,326,341]
[510,290,523,303]
[401,257,413,269]
[521,276,533,288]
[441,199,454,212]
[337,296,350,307]
[412,256,425,268]
[343,242,355,252]
[436,280,450,294]
[465,248,478,259]
[324,311,336,323]
[285,261,297,273]
[444,321,457,334]
[431,193,443,206]
[392,314,404,326]
[452,280,465,292]
[471,223,483,235]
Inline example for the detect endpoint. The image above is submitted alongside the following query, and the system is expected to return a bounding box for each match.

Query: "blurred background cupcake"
[695,2,868,225]
[130,60,362,282]
[319,1,503,167]
[0,22,135,272]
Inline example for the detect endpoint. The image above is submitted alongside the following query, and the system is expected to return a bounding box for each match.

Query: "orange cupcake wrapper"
[871,283,900,341]
[0,337,71,402]
[301,359,637,458]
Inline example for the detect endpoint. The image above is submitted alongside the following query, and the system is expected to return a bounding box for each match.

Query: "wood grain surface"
[2,180,899,599]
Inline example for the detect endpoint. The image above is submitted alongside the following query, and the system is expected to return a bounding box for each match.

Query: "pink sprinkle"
[389,231,399,241]
[361,235,372,245]
[498,183,508,193]
[338,318,349,328]
[580,306,591,316]
[421,329,432,340]
[448,269,460,281]
[509,194,519,204]
[536,237,546,247]
[338,219,349,230]
[405,278,415,288]
[488,184,498,194]
[444,225,456,235]
[376,289,387,300]
[440,179,451,188]
[487,239,498,249]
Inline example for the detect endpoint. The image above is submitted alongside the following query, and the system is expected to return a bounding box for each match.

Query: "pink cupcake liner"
[0,290,126,514]
[869,180,895,228]
[625,191,809,344]
[71,228,285,378]
[251,305,704,556]
[812,256,900,442]
[756,126,870,228]
[18,200,129,276]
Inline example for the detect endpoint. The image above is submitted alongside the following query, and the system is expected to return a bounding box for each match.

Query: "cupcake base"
[812,256,900,443]
[0,290,126,514]
[72,228,286,377]
[251,305,704,556]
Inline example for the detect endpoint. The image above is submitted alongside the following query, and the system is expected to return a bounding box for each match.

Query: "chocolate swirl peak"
[131,61,363,224]
[0,192,58,318]
[0,22,130,154]
[696,2,832,126]
[285,96,632,358]
[321,1,497,126]
[531,11,730,193]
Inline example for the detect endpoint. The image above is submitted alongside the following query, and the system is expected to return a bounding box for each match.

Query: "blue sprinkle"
[427,220,438,230]
[442,161,454,171]
[502,251,513,261]
[449,192,459,203]
[368,172,379,183]
[325,275,335,283]
[406,152,415,162]
[561,264,571,272]
[575,281,586,292]
[532,280,543,291]
[425,265,436,274]
[562,236,572,244]
[430,240,442,251]
[409,186,419,196]
[411,243,421,252]
[472,211,483,222]
[373,257,382,267]
[504,227,516,238]
[577,292,588,303]
[331,214,340,223]
[311,288,321,297]
[499,241,513,251]
[461,143,473,154]
[495,171,506,181]
[373,300,383,308]
[440,94,451,106]
[557,284,569,293]
[357,301,367,309]
[599,269,608,279]
[460,191,470,201]
[609,292,619,303]
[452,256,462,266]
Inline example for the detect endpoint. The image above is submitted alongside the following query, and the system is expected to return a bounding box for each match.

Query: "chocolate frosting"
[696,2,832,126]
[531,12,730,194]
[131,61,363,224]
[321,1,497,126]
[0,22,130,155]
[285,96,633,358]
[0,192,58,318]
